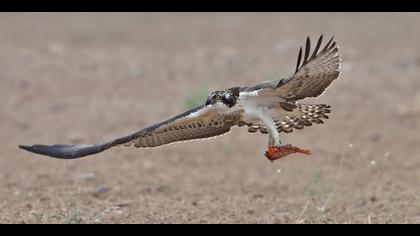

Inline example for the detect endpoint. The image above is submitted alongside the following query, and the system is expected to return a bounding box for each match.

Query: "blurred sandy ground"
[1,13,420,223]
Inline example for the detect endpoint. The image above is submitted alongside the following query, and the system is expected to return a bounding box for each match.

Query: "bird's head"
[205,90,237,108]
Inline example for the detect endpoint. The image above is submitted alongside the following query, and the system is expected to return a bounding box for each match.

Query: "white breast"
[238,90,287,124]
[238,91,264,124]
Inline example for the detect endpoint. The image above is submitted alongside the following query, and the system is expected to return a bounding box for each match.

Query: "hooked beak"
[205,99,212,106]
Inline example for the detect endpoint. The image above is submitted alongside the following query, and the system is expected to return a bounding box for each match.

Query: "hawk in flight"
[19,35,341,162]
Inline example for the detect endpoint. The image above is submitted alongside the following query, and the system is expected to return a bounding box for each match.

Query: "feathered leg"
[251,107,311,162]
[264,120,310,162]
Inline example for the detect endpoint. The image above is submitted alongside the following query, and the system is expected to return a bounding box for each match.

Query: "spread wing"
[19,105,238,159]
[248,35,341,101]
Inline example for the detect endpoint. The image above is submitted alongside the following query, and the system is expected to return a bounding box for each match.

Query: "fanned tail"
[274,104,331,133]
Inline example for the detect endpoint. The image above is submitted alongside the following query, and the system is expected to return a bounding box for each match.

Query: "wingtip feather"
[295,47,303,73]
[19,144,34,152]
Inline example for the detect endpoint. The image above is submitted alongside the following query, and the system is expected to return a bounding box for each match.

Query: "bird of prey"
[19,35,341,162]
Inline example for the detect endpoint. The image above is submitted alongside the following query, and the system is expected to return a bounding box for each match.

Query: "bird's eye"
[215,95,221,100]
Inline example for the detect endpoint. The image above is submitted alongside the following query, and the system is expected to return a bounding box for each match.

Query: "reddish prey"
[264,145,311,162]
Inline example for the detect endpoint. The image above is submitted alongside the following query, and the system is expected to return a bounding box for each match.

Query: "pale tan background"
[1,13,420,223]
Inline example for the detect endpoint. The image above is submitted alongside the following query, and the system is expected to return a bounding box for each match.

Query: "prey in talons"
[264,144,311,162]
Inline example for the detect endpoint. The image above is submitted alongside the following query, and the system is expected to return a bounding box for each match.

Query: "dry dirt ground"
[1,13,420,224]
